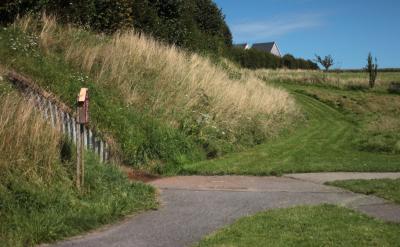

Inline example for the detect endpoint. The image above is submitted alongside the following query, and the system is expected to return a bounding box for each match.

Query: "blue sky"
[214,0,400,69]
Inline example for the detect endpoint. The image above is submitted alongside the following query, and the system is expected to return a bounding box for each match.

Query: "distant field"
[255,69,400,92]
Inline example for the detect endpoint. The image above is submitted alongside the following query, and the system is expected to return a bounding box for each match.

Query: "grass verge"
[328,179,400,204]
[195,205,400,247]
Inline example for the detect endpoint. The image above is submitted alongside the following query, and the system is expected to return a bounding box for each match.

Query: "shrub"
[388,82,400,94]
[229,48,318,70]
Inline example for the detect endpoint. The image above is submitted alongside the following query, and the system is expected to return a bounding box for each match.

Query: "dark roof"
[251,42,275,52]
[233,43,248,49]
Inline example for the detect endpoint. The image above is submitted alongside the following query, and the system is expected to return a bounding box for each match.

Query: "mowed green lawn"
[195,205,400,247]
[182,90,400,175]
[328,179,400,204]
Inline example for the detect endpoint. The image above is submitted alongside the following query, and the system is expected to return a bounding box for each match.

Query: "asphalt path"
[53,173,400,247]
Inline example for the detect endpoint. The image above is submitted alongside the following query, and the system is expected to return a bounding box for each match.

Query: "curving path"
[53,89,400,247]
[54,173,400,247]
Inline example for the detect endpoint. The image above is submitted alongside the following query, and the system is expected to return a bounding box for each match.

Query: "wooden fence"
[8,71,110,163]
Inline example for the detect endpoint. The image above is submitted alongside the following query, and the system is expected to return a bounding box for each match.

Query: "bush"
[388,82,400,94]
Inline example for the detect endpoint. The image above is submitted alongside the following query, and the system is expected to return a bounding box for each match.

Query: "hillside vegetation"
[0,71,156,246]
[0,16,298,173]
[0,1,317,70]
[1,0,233,54]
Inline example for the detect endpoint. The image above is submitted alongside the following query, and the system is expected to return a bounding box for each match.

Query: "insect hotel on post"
[76,88,89,189]
[77,88,89,125]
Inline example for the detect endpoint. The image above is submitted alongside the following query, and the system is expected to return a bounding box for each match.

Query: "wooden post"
[80,124,85,187]
[76,122,81,190]
[76,88,89,190]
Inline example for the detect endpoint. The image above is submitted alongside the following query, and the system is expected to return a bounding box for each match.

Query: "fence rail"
[8,71,110,163]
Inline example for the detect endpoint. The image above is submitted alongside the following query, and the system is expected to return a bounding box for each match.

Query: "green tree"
[315,54,334,71]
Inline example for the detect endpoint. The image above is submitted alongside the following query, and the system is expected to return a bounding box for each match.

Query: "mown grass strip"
[328,179,400,204]
[195,205,400,247]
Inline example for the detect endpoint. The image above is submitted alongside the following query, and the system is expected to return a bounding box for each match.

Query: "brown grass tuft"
[0,92,61,183]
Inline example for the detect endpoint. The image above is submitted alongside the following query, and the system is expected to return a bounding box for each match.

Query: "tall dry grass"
[0,92,61,183]
[18,16,298,135]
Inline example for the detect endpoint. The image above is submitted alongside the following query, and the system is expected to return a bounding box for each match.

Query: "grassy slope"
[0,25,204,173]
[0,76,156,246]
[0,20,297,174]
[328,179,400,204]
[196,205,400,247]
[183,86,400,175]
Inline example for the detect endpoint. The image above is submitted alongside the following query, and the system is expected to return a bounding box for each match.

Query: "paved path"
[54,173,400,247]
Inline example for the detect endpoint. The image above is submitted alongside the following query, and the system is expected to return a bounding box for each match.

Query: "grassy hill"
[0,16,299,174]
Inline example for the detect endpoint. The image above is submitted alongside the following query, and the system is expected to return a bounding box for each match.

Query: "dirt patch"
[119,165,159,183]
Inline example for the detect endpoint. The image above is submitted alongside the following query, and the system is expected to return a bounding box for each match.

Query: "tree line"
[0,0,318,70]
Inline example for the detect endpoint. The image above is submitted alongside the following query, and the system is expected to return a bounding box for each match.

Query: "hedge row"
[230,48,318,70]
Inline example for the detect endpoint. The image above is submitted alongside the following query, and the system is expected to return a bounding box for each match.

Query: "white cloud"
[232,13,324,43]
